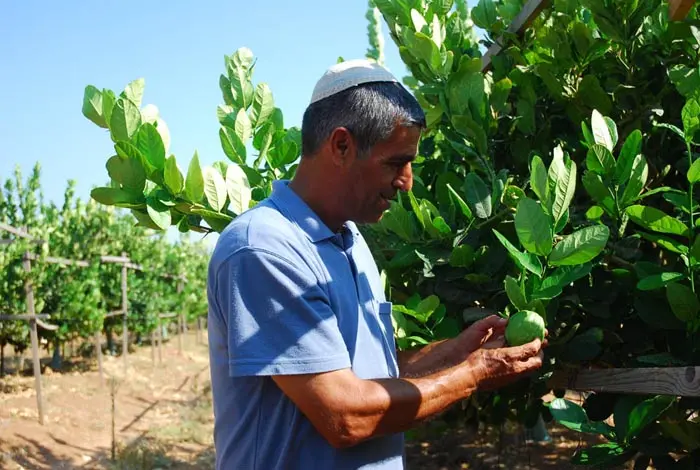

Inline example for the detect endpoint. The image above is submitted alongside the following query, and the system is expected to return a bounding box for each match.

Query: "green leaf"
[408,192,425,228]
[410,8,427,32]
[493,229,543,277]
[217,105,236,128]
[106,154,146,192]
[220,127,246,165]
[682,98,700,143]
[164,155,184,195]
[445,183,473,220]
[82,85,107,128]
[431,216,451,236]
[549,225,609,266]
[135,123,166,171]
[381,202,416,242]
[620,154,648,206]
[146,198,171,230]
[530,155,549,206]
[534,264,592,300]
[505,275,527,310]
[452,114,488,155]
[625,205,690,237]
[185,151,205,203]
[203,166,227,212]
[235,108,252,143]
[250,83,274,128]
[416,295,440,321]
[449,244,474,267]
[471,0,496,29]
[225,164,252,215]
[577,76,612,115]
[267,128,300,168]
[549,398,616,439]
[110,97,142,142]
[490,78,512,114]
[614,129,642,183]
[586,206,604,221]
[688,158,700,184]
[639,232,688,254]
[591,109,614,151]
[229,65,254,110]
[637,272,685,290]
[191,207,233,232]
[626,395,676,443]
[585,144,615,177]
[666,282,699,322]
[571,443,629,466]
[655,122,686,141]
[582,171,616,215]
[122,78,145,108]
[434,0,454,16]
[91,187,144,207]
[692,237,700,263]
[464,172,492,219]
[102,89,116,126]
[550,149,577,226]
[515,198,552,256]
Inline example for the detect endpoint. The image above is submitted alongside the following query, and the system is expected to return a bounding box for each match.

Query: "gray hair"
[301,81,426,159]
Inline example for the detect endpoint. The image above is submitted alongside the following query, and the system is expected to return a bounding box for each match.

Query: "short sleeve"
[217,247,351,377]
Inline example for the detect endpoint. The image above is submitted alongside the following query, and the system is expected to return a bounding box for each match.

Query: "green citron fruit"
[505,310,545,346]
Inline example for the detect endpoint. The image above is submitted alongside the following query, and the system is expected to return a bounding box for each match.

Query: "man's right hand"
[465,337,545,392]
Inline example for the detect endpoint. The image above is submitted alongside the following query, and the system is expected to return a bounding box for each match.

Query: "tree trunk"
[51,337,62,370]
[1,342,5,377]
[106,326,115,355]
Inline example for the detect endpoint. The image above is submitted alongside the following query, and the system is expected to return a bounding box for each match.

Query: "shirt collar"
[270,180,353,244]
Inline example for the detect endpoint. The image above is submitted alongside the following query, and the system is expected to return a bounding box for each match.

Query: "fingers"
[482,335,506,350]
[469,315,508,338]
[506,338,543,361]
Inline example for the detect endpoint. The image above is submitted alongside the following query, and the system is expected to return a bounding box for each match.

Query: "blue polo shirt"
[207,180,404,470]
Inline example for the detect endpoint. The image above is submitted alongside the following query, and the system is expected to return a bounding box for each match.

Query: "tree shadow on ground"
[404,421,632,470]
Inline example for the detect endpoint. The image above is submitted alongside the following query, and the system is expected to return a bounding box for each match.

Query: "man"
[207,59,544,469]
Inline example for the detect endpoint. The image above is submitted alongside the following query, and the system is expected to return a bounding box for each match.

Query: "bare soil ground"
[0,331,635,470]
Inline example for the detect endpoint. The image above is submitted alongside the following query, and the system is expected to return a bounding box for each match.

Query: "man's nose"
[394,163,413,192]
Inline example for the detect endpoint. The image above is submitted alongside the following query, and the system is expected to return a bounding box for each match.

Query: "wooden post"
[177,313,183,355]
[121,252,128,374]
[157,315,163,364]
[95,330,104,386]
[548,367,700,396]
[150,330,156,366]
[22,239,45,425]
[481,0,551,72]
[177,281,184,355]
[669,0,696,20]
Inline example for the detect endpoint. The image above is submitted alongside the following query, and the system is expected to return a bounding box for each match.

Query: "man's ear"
[328,127,356,167]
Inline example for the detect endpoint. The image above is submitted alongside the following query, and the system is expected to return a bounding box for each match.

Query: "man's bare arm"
[271,337,543,449]
[397,315,508,378]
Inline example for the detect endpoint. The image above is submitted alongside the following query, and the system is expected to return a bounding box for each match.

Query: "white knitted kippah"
[309,59,399,104]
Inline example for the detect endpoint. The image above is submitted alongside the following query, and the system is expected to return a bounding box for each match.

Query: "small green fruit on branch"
[505,310,546,346]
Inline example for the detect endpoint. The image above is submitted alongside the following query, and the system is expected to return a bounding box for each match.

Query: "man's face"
[345,125,420,224]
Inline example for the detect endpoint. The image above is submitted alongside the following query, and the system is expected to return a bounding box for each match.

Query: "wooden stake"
[669,0,696,21]
[157,316,163,364]
[549,367,700,397]
[22,242,45,425]
[95,330,104,386]
[121,252,128,375]
[150,330,156,366]
[177,280,184,355]
[178,313,183,355]
[481,0,551,72]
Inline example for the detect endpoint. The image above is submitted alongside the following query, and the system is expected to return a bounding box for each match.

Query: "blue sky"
[0,1,410,214]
